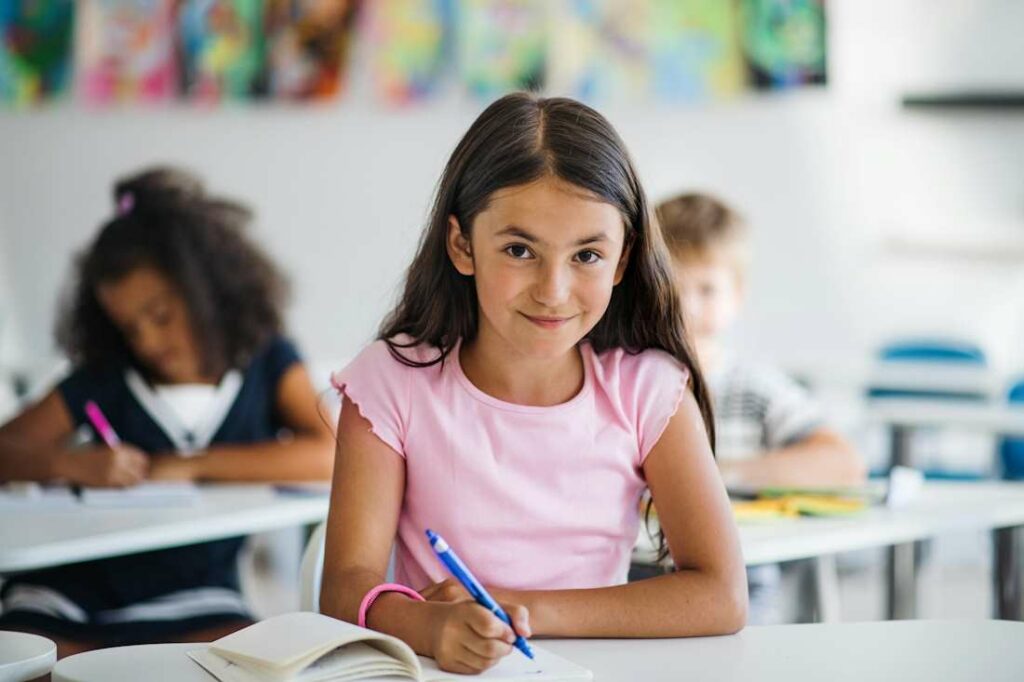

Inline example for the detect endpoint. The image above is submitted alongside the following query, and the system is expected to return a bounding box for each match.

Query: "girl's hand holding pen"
[55,444,149,487]
[427,598,532,675]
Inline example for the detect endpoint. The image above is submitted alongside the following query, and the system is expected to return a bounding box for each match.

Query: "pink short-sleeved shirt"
[331,337,689,591]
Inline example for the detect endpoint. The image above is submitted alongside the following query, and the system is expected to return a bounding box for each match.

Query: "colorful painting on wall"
[649,0,746,101]
[0,0,74,106]
[77,0,177,105]
[178,0,266,102]
[740,0,827,88]
[263,0,360,101]
[458,0,546,98]
[547,0,650,103]
[367,0,451,106]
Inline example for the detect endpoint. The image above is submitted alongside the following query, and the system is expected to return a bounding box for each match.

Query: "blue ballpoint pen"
[426,529,535,660]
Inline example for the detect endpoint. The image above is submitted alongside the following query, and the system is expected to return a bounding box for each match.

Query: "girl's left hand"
[147,454,198,481]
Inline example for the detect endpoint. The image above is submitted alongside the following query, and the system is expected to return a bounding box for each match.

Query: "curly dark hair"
[56,166,289,377]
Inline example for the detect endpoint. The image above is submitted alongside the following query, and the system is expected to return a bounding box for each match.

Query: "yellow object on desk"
[731,494,867,520]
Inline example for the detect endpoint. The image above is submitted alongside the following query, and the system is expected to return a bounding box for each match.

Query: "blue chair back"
[1000,380,1024,480]
[868,339,987,401]
[868,339,989,479]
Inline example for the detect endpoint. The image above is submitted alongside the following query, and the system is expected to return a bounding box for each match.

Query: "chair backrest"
[299,521,328,612]
[1000,379,1024,480]
[878,339,985,364]
[867,339,993,479]
[298,521,398,613]
[868,338,988,401]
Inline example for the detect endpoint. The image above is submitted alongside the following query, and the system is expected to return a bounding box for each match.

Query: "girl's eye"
[152,308,172,326]
[505,244,532,259]
[576,249,602,264]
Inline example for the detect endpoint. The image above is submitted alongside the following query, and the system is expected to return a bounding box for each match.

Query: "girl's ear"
[446,215,475,276]
[613,232,634,285]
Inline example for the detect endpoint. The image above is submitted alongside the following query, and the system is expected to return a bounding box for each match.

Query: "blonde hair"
[655,192,750,272]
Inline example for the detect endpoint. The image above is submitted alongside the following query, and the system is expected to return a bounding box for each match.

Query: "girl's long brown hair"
[380,93,714,562]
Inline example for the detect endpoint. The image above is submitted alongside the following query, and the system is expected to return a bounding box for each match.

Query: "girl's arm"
[320,397,527,675]
[429,389,748,638]
[718,428,866,488]
[0,390,148,486]
[149,363,335,482]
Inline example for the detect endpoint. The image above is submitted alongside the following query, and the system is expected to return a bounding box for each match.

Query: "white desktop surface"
[738,480,1024,565]
[0,485,329,573]
[632,481,1024,567]
[51,620,1024,682]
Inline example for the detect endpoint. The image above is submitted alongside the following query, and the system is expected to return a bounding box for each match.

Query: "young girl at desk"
[0,168,333,655]
[322,93,747,675]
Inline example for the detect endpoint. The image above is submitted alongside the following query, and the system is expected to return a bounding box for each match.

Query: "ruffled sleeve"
[619,349,692,465]
[330,340,411,457]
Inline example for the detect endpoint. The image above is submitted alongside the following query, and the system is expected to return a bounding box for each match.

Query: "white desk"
[0,485,329,573]
[51,620,1024,682]
[635,481,1024,620]
[865,401,1024,620]
[638,481,1024,563]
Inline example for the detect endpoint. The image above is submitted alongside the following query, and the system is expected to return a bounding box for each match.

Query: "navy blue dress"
[0,336,301,643]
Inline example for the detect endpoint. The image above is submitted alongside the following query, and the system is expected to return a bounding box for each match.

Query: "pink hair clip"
[117,192,135,216]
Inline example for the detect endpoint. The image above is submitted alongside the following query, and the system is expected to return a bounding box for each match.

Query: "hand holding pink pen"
[85,401,122,448]
[70,400,148,487]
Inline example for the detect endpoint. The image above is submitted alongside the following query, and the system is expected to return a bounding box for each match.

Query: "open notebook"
[188,612,592,682]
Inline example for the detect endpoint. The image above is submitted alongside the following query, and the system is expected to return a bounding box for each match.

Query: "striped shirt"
[710,357,823,461]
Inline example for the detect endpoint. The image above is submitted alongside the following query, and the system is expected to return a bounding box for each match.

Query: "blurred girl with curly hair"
[0,166,333,656]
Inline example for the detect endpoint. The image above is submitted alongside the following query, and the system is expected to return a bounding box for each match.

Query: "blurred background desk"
[0,484,329,573]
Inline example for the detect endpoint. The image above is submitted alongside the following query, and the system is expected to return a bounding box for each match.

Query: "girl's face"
[447,176,632,361]
[672,253,743,344]
[96,266,205,384]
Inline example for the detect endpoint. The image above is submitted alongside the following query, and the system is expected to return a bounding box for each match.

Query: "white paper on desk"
[0,483,77,509]
[886,466,924,509]
[418,646,593,680]
[79,482,200,508]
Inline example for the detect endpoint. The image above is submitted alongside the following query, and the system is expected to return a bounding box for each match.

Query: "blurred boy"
[656,192,865,622]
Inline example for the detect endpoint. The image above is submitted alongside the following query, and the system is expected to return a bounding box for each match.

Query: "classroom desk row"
[48,620,1024,682]
[0,484,329,573]
[3,482,1024,619]
[633,480,1024,621]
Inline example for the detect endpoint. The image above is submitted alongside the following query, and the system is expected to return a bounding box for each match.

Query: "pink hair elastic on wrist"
[357,583,425,629]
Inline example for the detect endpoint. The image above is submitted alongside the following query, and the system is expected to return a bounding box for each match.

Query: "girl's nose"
[133,324,164,360]
[532,263,571,308]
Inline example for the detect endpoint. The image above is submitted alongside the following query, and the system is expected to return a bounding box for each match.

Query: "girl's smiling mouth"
[521,313,575,329]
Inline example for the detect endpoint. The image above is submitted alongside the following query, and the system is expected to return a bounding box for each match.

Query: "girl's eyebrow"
[495,225,611,246]
[495,225,540,243]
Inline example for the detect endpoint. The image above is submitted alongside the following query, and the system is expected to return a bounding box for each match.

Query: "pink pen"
[84,400,122,448]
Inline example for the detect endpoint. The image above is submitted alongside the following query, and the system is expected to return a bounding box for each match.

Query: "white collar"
[125,368,243,455]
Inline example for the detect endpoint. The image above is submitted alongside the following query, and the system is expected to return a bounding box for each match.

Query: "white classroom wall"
[1,0,1023,392]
